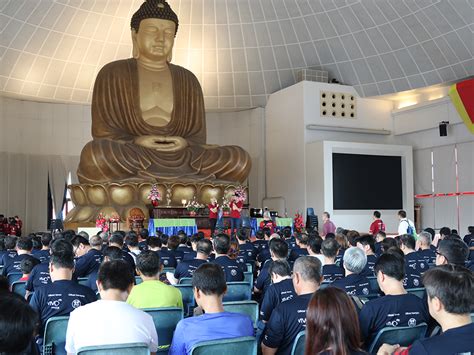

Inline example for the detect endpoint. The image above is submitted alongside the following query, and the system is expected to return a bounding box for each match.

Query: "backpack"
[404,220,417,239]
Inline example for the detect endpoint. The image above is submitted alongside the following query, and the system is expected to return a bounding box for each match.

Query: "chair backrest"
[178,277,193,285]
[143,308,183,349]
[368,323,428,354]
[162,267,175,273]
[306,208,315,216]
[43,316,70,355]
[223,282,252,302]
[367,276,379,292]
[319,282,330,290]
[470,313,474,322]
[135,276,143,285]
[7,272,22,285]
[223,301,259,328]
[77,277,89,286]
[290,331,306,355]
[190,336,257,355]
[175,284,195,316]
[245,262,254,273]
[11,281,27,297]
[406,288,426,299]
[243,271,253,285]
[77,342,150,354]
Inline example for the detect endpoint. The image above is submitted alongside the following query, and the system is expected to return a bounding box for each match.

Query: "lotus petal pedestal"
[65,182,247,223]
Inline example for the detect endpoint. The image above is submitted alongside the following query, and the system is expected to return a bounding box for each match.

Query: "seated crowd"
[0,216,473,355]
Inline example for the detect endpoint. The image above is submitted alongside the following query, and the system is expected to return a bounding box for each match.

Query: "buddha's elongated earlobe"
[167,50,172,63]
[131,30,140,59]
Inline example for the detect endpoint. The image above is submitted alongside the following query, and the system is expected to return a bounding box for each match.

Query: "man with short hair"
[254,238,289,295]
[138,228,149,251]
[71,235,102,278]
[86,246,126,293]
[2,237,38,276]
[127,251,183,309]
[356,235,378,277]
[358,254,429,345]
[173,239,211,281]
[212,234,244,282]
[435,238,468,267]
[260,260,295,323]
[65,260,158,354]
[169,264,254,354]
[374,231,386,256]
[288,233,309,262]
[306,235,325,265]
[378,265,474,355]
[89,235,103,252]
[397,210,415,236]
[168,235,184,264]
[154,236,178,268]
[321,212,336,237]
[417,231,436,265]
[176,231,193,259]
[30,239,97,342]
[34,233,52,263]
[236,229,257,263]
[369,211,386,237]
[262,256,322,355]
[0,235,17,266]
[399,234,428,273]
[331,247,374,296]
[321,238,344,282]
[109,232,136,270]
[125,232,141,262]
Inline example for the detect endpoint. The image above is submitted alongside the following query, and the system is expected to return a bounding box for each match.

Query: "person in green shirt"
[127,250,183,309]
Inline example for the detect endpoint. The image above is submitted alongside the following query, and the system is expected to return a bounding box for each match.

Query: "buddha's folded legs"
[78,139,251,184]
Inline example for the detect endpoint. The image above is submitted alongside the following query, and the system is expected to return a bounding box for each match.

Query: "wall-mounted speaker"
[439,121,449,137]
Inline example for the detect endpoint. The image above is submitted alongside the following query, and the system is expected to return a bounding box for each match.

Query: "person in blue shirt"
[29,239,97,342]
[168,235,185,264]
[374,231,386,256]
[321,238,345,282]
[176,231,194,259]
[355,235,378,277]
[262,256,322,355]
[169,263,254,354]
[399,234,429,273]
[435,237,469,267]
[212,234,244,282]
[108,233,137,270]
[86,246,127,292]
[236,229,258,263]
[173,239,211,281]
[138,228,149,251]
[331,247,375,297]
[416,231,436,265]
[254,238,289,297]
[378,265,474,355]
[358,253,429,347]
[71,235,102,278]
[31,233,52,264]
[256,229,273,265]
[385,247,423,289]
[282,227,296,250]
[288,233,309,263]
[147,237,178,268]
[182,234,201,261]
[2,237,38,276]
[0,235,17,266]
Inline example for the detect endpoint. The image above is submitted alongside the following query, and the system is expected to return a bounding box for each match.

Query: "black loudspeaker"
[439,121,449,137]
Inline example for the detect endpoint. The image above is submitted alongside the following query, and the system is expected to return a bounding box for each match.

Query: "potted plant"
[147,184,161,207]
[186,199,203,217]
[221,198,231,216]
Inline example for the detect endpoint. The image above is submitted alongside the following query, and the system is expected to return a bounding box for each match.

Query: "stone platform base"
[65,182,246,223]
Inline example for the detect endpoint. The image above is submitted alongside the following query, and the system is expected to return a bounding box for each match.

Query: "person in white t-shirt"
[65,260,158,354]
[397,210,415,236]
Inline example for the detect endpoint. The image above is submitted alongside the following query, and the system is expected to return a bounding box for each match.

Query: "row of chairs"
[42,301,259,354]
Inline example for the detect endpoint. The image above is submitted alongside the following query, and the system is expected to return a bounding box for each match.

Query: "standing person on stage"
[369,211,386,236]
[230,194,243,236]
[208,197,219,237]
[321,212,336,237]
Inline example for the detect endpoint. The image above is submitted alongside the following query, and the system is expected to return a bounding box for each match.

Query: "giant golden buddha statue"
[77,0,251,184]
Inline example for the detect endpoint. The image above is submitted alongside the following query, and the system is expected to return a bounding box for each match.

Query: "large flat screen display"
[332,153,403,210]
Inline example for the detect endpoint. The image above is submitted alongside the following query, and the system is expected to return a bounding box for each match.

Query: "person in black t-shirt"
[2,237,38,276]
[282,227,297,250]
[211,234,244,282]
[379,265,474,355]
[30,239,97,340]
[147,237,178,268]
[86,246,126,292]
[331,247,374,297]
[256,229,273,265]
[374,231,386,256]
[176,231,193,259]
[355,235,377,277]
[0,235,17,266]
[109,233,137,271]
[260,260,295,323]
[262,256,322,355]
[358,254,429,346]
[386,247,423,289]
[236,229,257,263]
[435,237,469,267]
[183,234,201,261]
[252,230,268,253]
[138,228,149,251]
[288,233,309,263]
[416,231,436,265]
[32,233,52,264]
[71,235,102,278]
[321,238,344,282]
[173,239,211,281]
[254,238,289,296]
[168,235,184,264]
[400,234,428,274]
[306,287,367,355]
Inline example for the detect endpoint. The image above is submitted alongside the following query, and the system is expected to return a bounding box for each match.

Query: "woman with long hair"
[305,287,367,355]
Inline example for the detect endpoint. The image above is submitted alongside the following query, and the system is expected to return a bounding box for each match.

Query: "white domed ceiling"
[0,0,472,110]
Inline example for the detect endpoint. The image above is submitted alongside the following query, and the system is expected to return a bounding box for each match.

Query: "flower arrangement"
[109,214,120,223]
[186,198,204,213]
[234,186,247,202]
[96,213,109,232]
[147,184,161,207]
[221,197,231,212]
[294,212,305,233]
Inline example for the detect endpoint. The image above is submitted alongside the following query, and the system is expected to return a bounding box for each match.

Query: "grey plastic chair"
[290,331,305,355]
[43,316,70,355]
[223,282,252,302]
[368,323,427,354]
[143,307,183,352]
[11,280,27,297]
[77,342,150,354]
[190,336,257,355]
[223,301,259,328]
[406,287,425,299]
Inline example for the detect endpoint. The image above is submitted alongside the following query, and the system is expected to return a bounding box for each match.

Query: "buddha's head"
[131,0,179,63]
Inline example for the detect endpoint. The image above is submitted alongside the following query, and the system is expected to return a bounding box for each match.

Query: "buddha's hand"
[134,135,188,152]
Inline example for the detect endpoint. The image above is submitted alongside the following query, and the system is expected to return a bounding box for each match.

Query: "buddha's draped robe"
[78,59,251,183]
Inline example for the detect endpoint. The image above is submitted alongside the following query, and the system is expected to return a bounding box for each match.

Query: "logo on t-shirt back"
[408,318,417,327]
[71,299,82,309]
[47,298,62,309]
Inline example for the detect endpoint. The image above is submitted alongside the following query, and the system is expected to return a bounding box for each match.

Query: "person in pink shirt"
[322,212,336,237]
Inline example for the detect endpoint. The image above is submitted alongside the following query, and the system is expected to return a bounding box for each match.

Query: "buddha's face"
[133,18,176,62]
